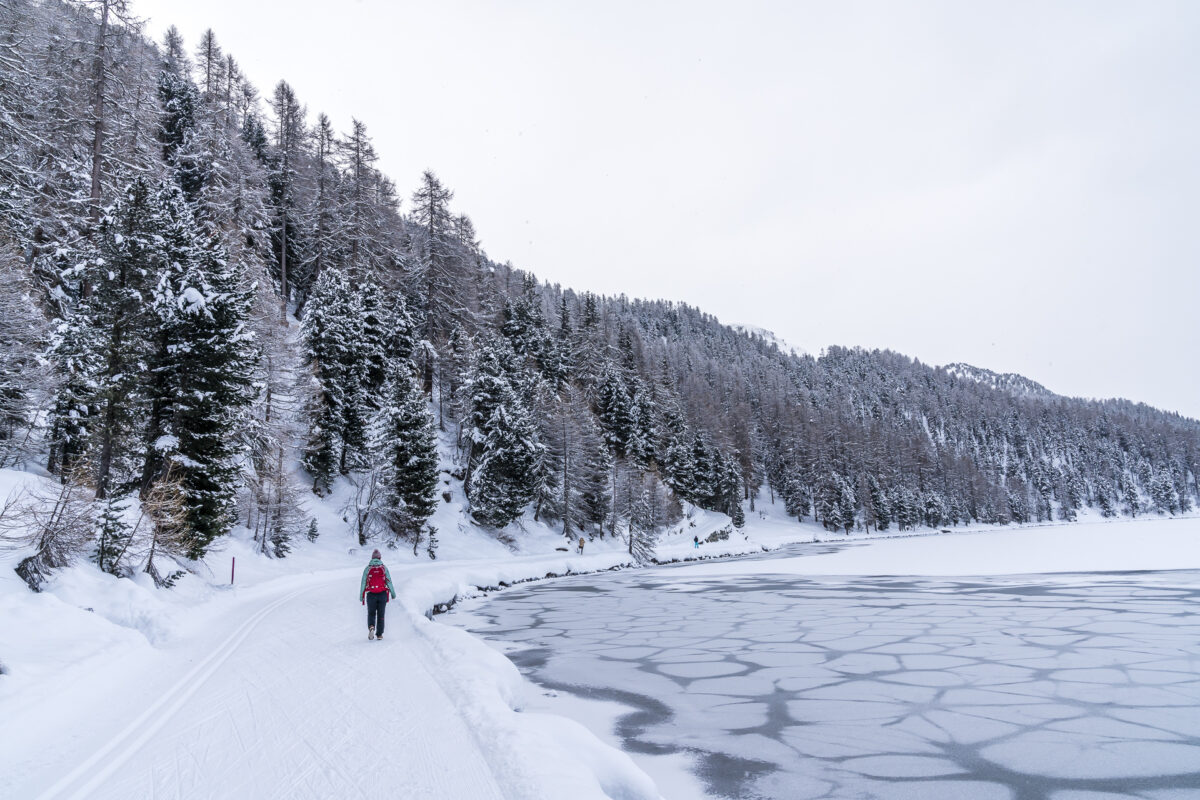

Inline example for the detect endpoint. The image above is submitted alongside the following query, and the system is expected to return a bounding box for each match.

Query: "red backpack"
[366,565,388,593]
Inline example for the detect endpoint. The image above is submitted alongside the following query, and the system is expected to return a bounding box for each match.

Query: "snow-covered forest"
[2,0,1198,591]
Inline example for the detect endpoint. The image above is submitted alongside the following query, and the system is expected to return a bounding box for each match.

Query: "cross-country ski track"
[11,572,507,800]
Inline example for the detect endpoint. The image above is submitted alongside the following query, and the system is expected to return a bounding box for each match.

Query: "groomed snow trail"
[30,576,506,800]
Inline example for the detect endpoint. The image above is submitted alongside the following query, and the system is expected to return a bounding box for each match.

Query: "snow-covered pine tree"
[157,40,208,204]
[572,394,613,534]
[540,295,574,391]
[501,275,547,367]
[531,382,564,525]
[0,233,48,467]
[922,489,946,529]
[468,386,540,529]
[93,493,132,575]
[380,363,439,539]
[627,380,657,471]
[721,456,746,527]
[595,366,633,459]
[1151,470,1178,515]
[45,313,102,480]
[627,480,659,564]
[868,476,890,530]
[462,339,512,486]
[300,267,355,493]
[816,474,841,532]
[439,323,471,433]
[55,178,161,497]
[688,436,719,508]
[357,281,391,401]
[783,468,811,521]
[140,181,255,559]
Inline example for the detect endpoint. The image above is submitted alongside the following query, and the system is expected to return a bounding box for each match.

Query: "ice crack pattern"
[465,558,1200,800]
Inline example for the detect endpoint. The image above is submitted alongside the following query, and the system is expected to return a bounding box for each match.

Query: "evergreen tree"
[501,276,546,363]
[0,248,46,464]
[869,475,890,530]
[93,494,132,575]
[1151,470,1178,515]
[357,281,392,401]
[157,51,207,203]
[572,396,613,533]
[783,469,811,520]
[463,339,511,485]
[59,178,161,497]
[46,310,103,478]
[140,182,255,558]
[1008,484,1030,523]
[627,381,656,470]
[595,367,633,458]
[380,366,439,538]
[300,267,355,493]
[627,481,659,563]
[468,391,540,528]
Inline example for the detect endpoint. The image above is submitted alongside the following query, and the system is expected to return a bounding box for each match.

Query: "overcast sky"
[134,0,1200,418]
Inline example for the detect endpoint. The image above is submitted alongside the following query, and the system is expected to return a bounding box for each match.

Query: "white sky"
[133,0,1200,419]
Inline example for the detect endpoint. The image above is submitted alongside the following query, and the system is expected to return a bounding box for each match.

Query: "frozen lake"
[459,535,1200,799]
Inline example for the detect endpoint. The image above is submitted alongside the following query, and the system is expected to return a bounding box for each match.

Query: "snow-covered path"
[12,573,506,800]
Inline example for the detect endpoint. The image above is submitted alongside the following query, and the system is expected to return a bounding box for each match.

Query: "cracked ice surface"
[466,558,1200,799]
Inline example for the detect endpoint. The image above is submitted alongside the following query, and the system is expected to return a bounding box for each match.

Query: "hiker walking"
[360,549,396,641]
[577,537,585,554]
[693,535,700,549]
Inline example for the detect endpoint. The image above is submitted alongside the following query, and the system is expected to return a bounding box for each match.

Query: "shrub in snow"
[706,525,732,543]
[4,479,94,592]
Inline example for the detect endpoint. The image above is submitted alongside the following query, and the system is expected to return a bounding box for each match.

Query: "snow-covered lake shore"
[0,466,809,800]
[455,517,1200,799]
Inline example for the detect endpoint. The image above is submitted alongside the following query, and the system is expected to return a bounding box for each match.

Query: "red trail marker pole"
[231,556,236,585]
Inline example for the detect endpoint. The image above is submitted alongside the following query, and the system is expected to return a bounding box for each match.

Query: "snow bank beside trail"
[413,612,662,800]
[676,515,1200,578]
[0,460,792,800]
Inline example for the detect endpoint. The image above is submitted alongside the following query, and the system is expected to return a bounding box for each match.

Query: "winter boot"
[376,634,383,641]
[368,626,375,641]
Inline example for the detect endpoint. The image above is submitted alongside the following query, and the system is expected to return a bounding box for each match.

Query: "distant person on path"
[360,549,396,641]
[694,535,700,549]
[577,537,585,555]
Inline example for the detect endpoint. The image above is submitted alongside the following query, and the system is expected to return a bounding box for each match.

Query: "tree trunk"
[279,203,288,322]
[610,458,618,537]
[561,414,570,536]
[88,0,111,231]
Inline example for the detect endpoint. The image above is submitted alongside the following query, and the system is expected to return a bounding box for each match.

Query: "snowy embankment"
[6,455,1196,799]
[0,465,803,800]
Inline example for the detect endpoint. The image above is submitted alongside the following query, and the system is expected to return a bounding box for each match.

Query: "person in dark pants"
[360,549,396,640]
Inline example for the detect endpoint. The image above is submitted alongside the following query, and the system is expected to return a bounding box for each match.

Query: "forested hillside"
[1,0,1197,589]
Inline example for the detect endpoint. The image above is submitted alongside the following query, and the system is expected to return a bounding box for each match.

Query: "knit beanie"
[371,549,382,559]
